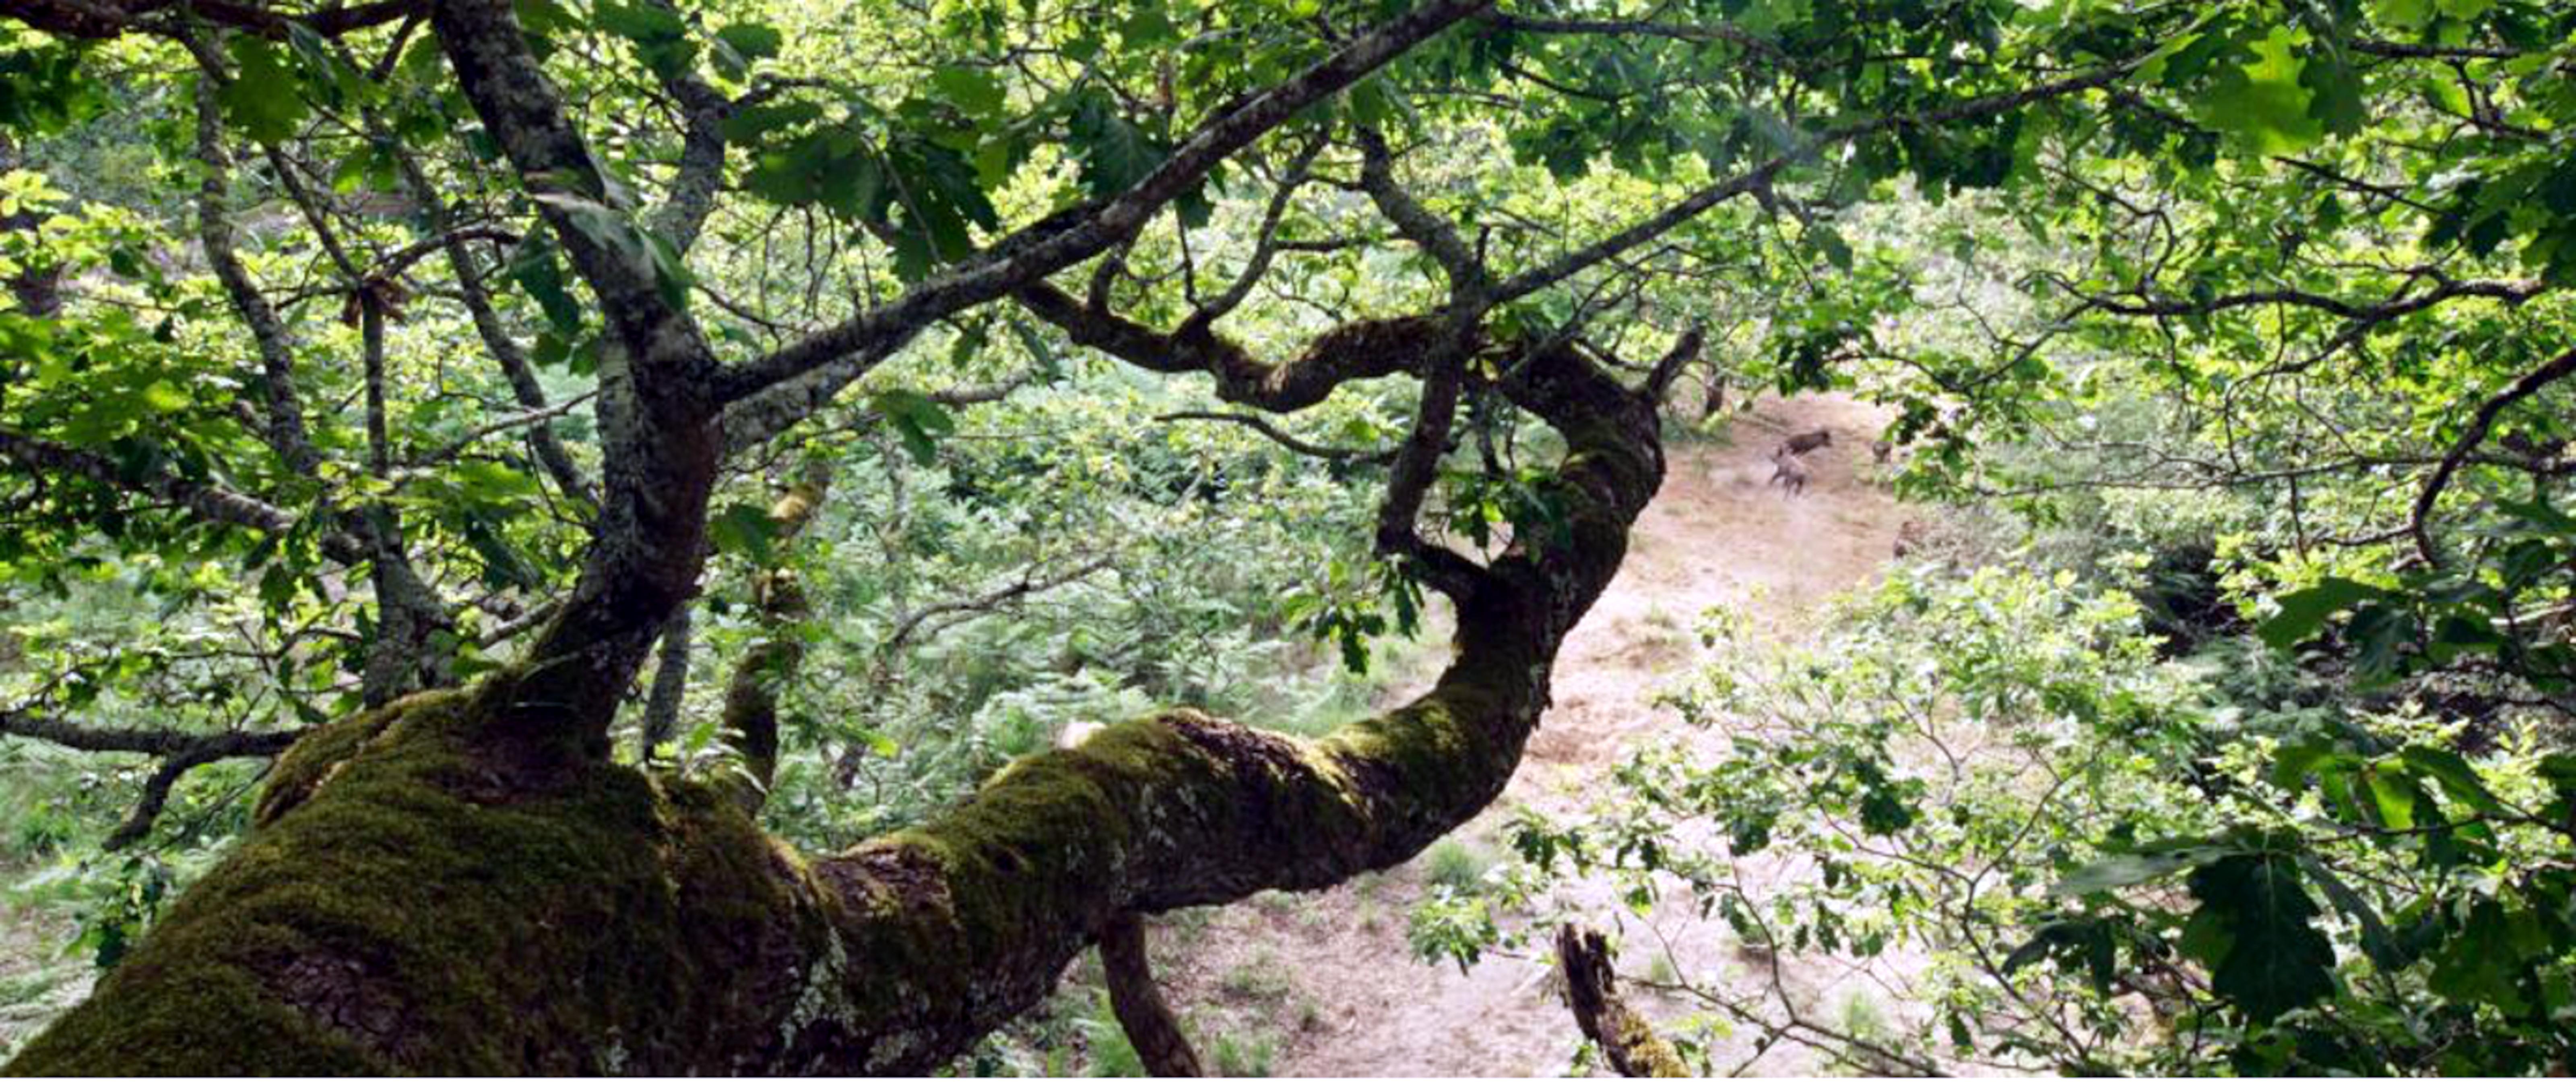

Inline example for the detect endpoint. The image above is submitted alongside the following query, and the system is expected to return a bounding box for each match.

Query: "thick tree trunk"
[5,339,1664,1075]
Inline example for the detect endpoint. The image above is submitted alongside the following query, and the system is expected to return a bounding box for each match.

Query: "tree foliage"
[0,0,2568,1072]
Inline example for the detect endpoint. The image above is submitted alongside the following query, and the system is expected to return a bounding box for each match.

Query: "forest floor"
[1144,392,1913,1077]
[0,884,84,1057]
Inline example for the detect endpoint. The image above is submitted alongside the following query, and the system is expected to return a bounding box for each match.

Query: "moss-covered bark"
[1558,925,1690,1078]
[8,339,1666,1075]
[10,681,831,1074]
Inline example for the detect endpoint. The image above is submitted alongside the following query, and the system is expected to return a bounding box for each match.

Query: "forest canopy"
[0,0,2570,1074]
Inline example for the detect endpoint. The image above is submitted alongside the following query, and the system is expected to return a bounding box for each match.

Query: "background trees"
[0,0,2568,1073]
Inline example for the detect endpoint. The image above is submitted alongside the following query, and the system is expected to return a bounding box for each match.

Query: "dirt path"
[1154,393,1910,1077]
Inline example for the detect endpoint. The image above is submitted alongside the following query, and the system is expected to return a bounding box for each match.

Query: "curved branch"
[4,0,421,39]
[1180,136,1325,334]
[383,143,598,510]
[0,708,300,850]
[639,604,692,759]
[638,0,732,254]
[0,708,299,759]
[0,428,367,565]
[712,0,1495,415]
[188,58,320,477]
[433,0,730,739]
[9,332,1665,1075]
[2062,274,2544,324]
[1642,326,1706,405]
[712,463,834,806]
[2412,345,2576,566]
[1156,410,1393,463]
[1014,281,1439,412]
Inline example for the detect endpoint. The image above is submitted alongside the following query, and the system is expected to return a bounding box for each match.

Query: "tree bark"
[1557,925,1688,1078]
[3,0,1680,1073]
[1099,914,1203,1077]
[5,335,1666,1075]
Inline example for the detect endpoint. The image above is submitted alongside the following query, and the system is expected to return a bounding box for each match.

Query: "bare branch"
[1181,136,1326,333]
[5,0,421,40]
[2413,345,2576,567]
[0,428,366,565]
[1496,58,2147,305]
[713,0,1497,422]
[1156,410,1394,463]
[0,707,300,851]
[1098,914,1203,1077]
[407,391,601,468]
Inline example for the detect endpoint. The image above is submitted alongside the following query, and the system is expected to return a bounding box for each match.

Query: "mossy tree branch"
[6,325,1666,1074]
[1557,925,1689,1078]
[3,0,1709,1072]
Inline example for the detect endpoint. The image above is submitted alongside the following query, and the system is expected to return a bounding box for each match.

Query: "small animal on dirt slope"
[1778,428,1832,456]
[1768,448,1810,496]
[1871,439,1893,464]
[1893,519,1928,557]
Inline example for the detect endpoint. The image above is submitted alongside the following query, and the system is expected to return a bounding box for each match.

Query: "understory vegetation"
[1409,189,2576,1074]
[0,0,2572,1074]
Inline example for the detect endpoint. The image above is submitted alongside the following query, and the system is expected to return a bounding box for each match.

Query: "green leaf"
[2186,854,2336,1022]
[531,191,691,306]
[931,65,1006,116]
[460,512,544,589]
[718,100,821,143]
[2363,768,2417,830]
[2398,746,2503,813]
[710,501,778,562]
[1811,226,1854,270]
[219,40,309,144]
[138,379,188,414]
[743,126,885,218]
[450,459,539,503]
[2372,0,2434,30]
[872,389,955,465]
[2051,841,2241,896]
[2300,51,2367,136]
[593,0,696,80]
[2258,576,2384,649]
[2193,27,2323,155]
[2003,919,2119,994]
[1009,316,1059,380]
[1068,88,1162,200]
[2429,900,2533,1012]
[506,233,586,336]
[877,137,993,277]
[715,23,782,63]
[2300,855,2407,972]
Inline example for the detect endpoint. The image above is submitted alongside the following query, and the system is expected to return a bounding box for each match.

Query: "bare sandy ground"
[1155,393,1910,1077]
